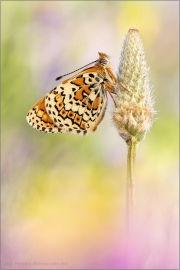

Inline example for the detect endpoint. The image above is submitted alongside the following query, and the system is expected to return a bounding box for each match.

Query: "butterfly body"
[26,52,119,136]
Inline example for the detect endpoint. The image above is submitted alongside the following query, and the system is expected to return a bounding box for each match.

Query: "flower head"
[113,28,156,144]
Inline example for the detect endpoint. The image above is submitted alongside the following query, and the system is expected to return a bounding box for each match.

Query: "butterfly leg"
[107,68,130,93]
[104,83,117,106]
[117,81,130,92]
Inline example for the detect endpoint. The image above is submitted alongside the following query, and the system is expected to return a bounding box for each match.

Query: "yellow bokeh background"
[2,1,179,269]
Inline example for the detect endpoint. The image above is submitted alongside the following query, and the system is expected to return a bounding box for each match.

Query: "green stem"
[126,137,138,232]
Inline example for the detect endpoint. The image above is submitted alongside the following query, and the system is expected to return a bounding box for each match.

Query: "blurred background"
[1,1,179,269]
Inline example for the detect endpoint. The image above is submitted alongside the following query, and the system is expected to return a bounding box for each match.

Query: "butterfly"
[26,52,127,136]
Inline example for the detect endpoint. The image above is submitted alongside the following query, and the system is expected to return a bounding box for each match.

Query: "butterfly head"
[98,52,110,67]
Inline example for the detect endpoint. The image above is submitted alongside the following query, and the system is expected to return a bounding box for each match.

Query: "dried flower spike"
[113,29,156,233]
[113,28,156,144]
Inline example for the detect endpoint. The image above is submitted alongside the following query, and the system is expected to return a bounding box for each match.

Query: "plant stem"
[126,137,138,232]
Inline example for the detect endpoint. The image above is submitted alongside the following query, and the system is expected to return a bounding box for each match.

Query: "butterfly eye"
[100,59,108,65]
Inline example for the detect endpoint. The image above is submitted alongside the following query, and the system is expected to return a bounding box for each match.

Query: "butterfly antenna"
[55,60,98,81]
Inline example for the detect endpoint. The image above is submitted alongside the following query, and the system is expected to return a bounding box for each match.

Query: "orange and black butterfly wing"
[26,68,108,136]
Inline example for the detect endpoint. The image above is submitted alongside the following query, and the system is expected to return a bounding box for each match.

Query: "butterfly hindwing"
[26,69,108,136]
[44,70,107,136]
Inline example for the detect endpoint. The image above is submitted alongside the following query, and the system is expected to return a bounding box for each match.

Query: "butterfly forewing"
[26,97,63,133]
